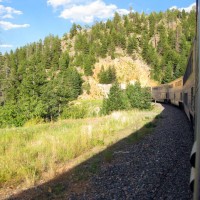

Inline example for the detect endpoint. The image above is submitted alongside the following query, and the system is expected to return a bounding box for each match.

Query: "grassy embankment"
[0,100,163,190]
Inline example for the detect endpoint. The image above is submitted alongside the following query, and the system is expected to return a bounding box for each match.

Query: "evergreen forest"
[0,8,196,127]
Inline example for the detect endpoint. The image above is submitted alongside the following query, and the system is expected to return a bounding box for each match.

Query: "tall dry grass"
[0,104,162,189]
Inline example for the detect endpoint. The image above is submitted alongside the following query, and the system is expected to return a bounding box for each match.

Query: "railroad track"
[66,104,193,200]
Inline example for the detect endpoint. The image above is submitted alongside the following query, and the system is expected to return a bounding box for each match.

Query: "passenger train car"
[151,84,169,103]
[152,76,184,106]
[168,77,183,106]
[183,41,196,125]
[152,1,200,197]
[151,41,196,125]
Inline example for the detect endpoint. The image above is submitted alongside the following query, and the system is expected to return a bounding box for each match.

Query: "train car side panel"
[168,77,183,106]
[183,42,196,121]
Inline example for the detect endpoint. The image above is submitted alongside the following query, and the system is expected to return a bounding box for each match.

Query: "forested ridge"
[0,8,196,127]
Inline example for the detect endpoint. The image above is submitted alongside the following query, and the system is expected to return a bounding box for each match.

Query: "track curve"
[70,104,194,200]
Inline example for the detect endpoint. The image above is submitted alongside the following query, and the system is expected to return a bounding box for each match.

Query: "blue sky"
[0,0,196,54]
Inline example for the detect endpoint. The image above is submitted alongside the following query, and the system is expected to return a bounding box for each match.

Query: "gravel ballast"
[70,104,194,200]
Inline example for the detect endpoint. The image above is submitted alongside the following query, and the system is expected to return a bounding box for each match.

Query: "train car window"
[174,93,176,100]
[152,87,159,90]
[169,84,173,88]
[184,93,188,106]
[180,93,183,101]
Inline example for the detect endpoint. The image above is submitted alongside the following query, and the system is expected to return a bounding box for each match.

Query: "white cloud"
[0,44,13,48]
[0,3,30,30]
[170,2,196,13]
[0,5,22,19]
[60,1,117,23]
[170,6,177,10]
[116,9,129,16]
[2,14,13,19]
[47,0,87,8]
[0,20,30,30]
[48,0,129,23]
[47,0,72,8]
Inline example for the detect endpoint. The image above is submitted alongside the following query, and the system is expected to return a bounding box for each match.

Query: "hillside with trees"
[0,8,196,127]
[64,9,195,83]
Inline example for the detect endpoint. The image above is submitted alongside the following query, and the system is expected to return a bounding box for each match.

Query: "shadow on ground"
[6,104,194,200]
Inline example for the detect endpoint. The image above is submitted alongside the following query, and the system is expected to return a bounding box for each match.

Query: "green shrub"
[101,82,151,115]
[61,104,87,119]
[126,82,151,110]
[0,103,26,128]
[101,83,129,115]
[82,82,91,94]
[98,65,116,84]
[23,118,44,127]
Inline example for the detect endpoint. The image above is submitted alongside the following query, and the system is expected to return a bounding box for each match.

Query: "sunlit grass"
[0,103,162,189]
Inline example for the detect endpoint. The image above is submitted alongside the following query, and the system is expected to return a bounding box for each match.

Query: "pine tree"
[108,40,115,59]
[100,37,108,58]
[126,83,141,109]
[118,35,126,50]
[149,13,156,37]
[124,16,133,35]
[113,12,121,30]
[126,82,151,109]
[83,55,94,76]
[70,23,77,38]
[162,61,173,83]
[98,65,116,84]
[59,51,70,70]
[127,36,137,55]
[102,83,127,114]
[18,60,47,121]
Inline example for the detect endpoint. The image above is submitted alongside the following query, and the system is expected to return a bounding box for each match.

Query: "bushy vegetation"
[102,83,128,114]
[61,99,102,119]
[102,82,151,115]
[98,65,116,84]
[126,82,151,109]
[61,104,87,119]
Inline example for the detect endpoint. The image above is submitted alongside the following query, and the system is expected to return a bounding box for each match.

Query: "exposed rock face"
[80,54,158,99]
[62,36,158,99]
[94,54,157,87]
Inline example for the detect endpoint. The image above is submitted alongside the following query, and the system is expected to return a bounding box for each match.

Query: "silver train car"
[152,2,200,196]
[151,84,169,103]
[152,77,184,106]
[168,77,183,107]
[193,0,200,198]
[182,42,196,125]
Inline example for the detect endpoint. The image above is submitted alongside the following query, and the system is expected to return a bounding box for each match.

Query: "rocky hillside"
[58,44,156,99]
[59,8,195,98]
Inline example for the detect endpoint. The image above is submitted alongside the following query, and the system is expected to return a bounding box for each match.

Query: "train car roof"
[152,76,183,90]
